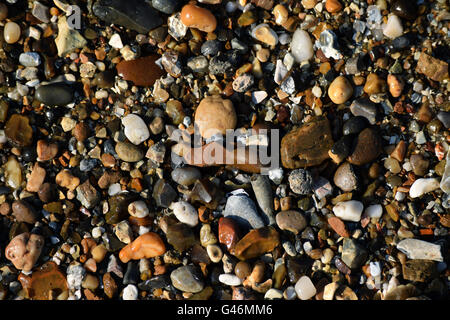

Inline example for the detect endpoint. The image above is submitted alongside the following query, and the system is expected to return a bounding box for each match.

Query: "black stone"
[391,0,418,20]
[201,40,221,56]
[391,35,410,52]
[35,82,73,106]
[330,135,353,160]
[152,179,177,208]
[93,0,163,34]
[138,275,171,291]
[123,261,140,285]
[343,116,369,135]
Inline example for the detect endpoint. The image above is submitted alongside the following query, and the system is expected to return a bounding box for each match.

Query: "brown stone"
[116,55,164,87]
[26,163,46,192]
[390,140,406,162]
[37,140,58,161]
[416,53,449,82]
[280,116,334,169]
[103,272,118,299]
[325,0,343,13]
[363,73,387,95]
[218,217,241,252]
[119,232,166,263]
[347,128,382,165]
[5,232,44,272]
[73,122,90,141]
[0,202,10,216]
[4,114,33,147]
[275,210,307,234]
[327,216,350,237]
[26,261,68,300]
[12,200,38,224]
[180,4,217,33]
[234,226,280,260]
[402,260,436,282]
[415,102,433,123]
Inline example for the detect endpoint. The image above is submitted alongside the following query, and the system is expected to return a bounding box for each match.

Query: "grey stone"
[152,179,177,208]
[437,111,450,129]
[350,98,378,125]
[187,56,209,73]
[201,40,221,56]
[19,52,41,67]
[334,162,359,192]
[170,265,204,293]
[76,180,100,209]
[288,169,313,195]
[341,238,368,269]
[171,167,201,186]
[223,193,265,230]
[115,141,144,162]
[32,1,50,23]
[93,0,163,34]
[152,0,179,14]
[440,150,450,193]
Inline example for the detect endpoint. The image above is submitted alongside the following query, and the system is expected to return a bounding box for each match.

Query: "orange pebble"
[119,232,166,263]
[180,4,217,33]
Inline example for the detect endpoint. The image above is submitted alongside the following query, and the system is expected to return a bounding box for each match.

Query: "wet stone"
[35,83,74,106]
[234,226,280,260]
[329,135,353,164]
[115,141,144,162]
[347,128,382,166]
[391,0,418,20]
[93,0,163,34]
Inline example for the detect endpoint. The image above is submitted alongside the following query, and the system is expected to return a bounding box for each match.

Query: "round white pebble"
[333,200,364,222]
[128,200,150,218]
[171,201,198,227]
[218,274,242,287]
[121,114,150,145]
[122,284,138,300]
[295,276,316,300]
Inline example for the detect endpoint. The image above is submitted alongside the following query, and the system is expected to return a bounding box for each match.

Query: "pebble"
[4,22,21,44]
[437,111,450,129]
[440,152,450,193]
[273,4,288,25]
[76,180,100,209]
[5,233,44,272]
[341,238,368,269]
[290,29,314,63]
[402,260,437,282]
[201,40,221,56]
[128,201,150,218]
[115,141,144,162]
[218,217,241,251]
[397,239,443,262]
[114,220,133,244]
[122,284,138,300]
[280,116,334,169]
[329,135,353,164]
[334,162,359,192]
[187,56,209,73]
[180,4,217,33]
[5,114,33,147]
[12,200,38,224]
[116,55,164,87]
[0,3,7,20]
[288,169,313,195]
[152,179,177,208]
[383,15,403,39]
[409,178,440,198]
[347,128,382,165]
[410,154,429,176]
[391,0,417,20]
[219,274,242,286]
[252,24,278,46]
[232,73,254,92]
[295,276,316,300]
[363,73,387,95]
[194,95,237,139]
[32,1,50,23]
[171,201,198,227]
[333,200,364,222]
[19,53,41,67]
[276,210,307,234]
[206,244,223,263]
[325,0,343,13]
[121,114,150,145]
[234,226,280,260]
[119,232,166,263]
[364,204,383,218]
[170,265,204,293]
[328,76,353,104]
[171,167,201,186]
[223,193,265,230]
[93,0,162,34]
[35,83,74,106]
[66,264,86,290]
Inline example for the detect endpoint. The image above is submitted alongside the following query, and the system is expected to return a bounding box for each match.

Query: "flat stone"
[276,210,307,234]
[218,217,241,251]
[4,114,33,147]
[402,260,437,282]
[347,128,382,165]
[170,265,204,293]
[166,222,197,252]
[280,116,334,169]
[223,193,265,230]
[93,0,163,34]
[396,239,443,262]
[234,226,279,260]
[26,261,67,300]
[35,83,74,106]
[327,216,350,237]
[116,55,164,87]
